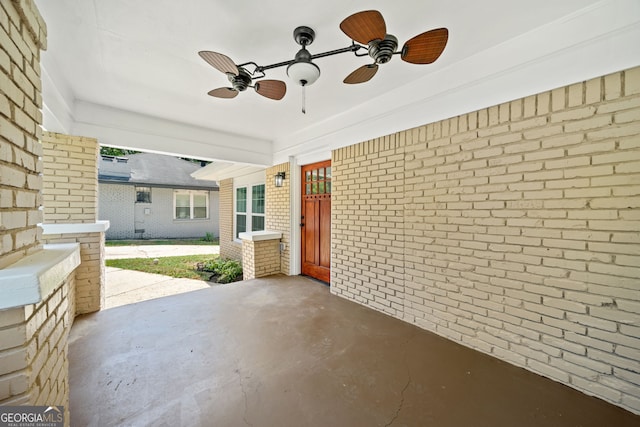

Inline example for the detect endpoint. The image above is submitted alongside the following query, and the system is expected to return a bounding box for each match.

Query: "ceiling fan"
[198,10,448,111]
[340,10,448,84]
[198,51,287,101]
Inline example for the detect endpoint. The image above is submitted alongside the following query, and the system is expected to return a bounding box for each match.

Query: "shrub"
[202,232,215,242]
[202,258,243,283]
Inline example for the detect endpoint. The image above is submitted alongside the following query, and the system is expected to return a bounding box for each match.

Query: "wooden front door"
[301,160,331,283]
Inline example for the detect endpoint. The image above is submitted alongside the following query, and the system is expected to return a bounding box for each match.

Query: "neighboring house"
[99,152,219,240]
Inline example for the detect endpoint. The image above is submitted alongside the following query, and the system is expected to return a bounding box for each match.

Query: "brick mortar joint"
[9,0,47,49]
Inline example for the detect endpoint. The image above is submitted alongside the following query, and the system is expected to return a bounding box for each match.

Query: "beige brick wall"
[41,132,105,314]
[242,239,281,279]
[332,66,640,414]
[332,135,406,312]
[266,162,290,274]
[41,132,99,224]
[219,178,242,261]
[0,0,47,269]
[1,3,75,424]
[0,269,73,423]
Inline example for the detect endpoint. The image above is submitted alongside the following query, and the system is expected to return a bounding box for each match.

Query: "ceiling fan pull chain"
[302,83,306,114]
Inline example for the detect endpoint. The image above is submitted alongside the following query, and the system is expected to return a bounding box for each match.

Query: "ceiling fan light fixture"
[287,60,320,86]
[287,45,320,86]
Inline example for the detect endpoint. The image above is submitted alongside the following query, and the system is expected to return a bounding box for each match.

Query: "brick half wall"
[331,66,640,414]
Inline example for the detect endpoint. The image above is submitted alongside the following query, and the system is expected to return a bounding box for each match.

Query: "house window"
[174,190,209,220]
[235,184,265,238]
[136,186,151,203]
[236,187,247,237]
[251,184,265,231]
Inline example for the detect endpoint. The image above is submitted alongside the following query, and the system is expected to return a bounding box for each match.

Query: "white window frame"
[173,190,209,220]
[233,173,266,241]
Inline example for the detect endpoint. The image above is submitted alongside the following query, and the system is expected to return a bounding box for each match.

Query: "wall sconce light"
[274,171,286,187]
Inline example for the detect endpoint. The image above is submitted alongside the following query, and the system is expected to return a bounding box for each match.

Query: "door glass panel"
[306,184,311,195]
[319,182,325,194]
[327,182,332,194]
[306,171,311,182]
[318,168,324,180]
[312,169,318,181]
[312,183,318,194]
[326,167,331,179]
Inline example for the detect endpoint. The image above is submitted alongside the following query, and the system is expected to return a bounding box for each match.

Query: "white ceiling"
[36,0,640,166]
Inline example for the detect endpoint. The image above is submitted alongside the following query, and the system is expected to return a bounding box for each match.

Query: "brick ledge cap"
[239,230,283,241]
[39,220,111,235]
[0,243,81,310]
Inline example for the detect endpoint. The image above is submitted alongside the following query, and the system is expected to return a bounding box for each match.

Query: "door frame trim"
[290,157,333,278]
[289,156,302,275]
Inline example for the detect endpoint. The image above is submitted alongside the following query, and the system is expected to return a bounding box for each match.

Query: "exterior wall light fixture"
[275,171,286,187]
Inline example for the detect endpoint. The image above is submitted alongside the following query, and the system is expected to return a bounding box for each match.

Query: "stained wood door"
[301,160,331,283]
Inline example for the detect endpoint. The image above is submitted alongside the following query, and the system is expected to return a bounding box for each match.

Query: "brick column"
[219,178,242,261]
[0,0,46,269]
[41,132,98,224]
[41,132,106,314]
[239,232,282,279]
[0,1,76,423]
[265,162,291,274]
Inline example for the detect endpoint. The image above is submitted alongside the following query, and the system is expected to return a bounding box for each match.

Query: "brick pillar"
[41,132,106,314]
[265,162,291,274]
[41,132,98,224]
[0,1,75,423]
[0,0,47,269]
[219,178,242,261]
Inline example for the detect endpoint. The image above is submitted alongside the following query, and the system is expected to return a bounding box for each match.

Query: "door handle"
[300,223,305,227]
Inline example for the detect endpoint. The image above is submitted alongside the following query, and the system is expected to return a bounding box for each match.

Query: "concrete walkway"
[104,244,220,308]
[105,244,219,260]
[105,267,212,309]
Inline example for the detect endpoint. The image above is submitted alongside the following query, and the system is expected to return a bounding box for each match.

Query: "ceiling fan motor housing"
[368,34,398,64]
[228,68,252,92]
[293,26,315,46]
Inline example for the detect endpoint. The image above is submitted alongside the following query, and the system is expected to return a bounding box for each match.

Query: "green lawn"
[105,238,218,247]
[106,255,215,280]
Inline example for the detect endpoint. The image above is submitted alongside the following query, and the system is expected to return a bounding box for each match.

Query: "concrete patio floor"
[69,275,639,427]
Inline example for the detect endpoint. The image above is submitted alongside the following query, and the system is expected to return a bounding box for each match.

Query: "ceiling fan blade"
[198,51,239,75]
[255,80,287,100]
[340,10,386,45]
[401,28,449,64]
[344,64,378,84]
[207,87,238,99]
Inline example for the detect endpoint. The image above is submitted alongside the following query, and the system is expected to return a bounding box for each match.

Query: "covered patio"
[69,275,638,426]
[2,0,640,423]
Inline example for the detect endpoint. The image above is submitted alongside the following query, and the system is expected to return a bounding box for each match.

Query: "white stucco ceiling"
[36,0,640,166]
